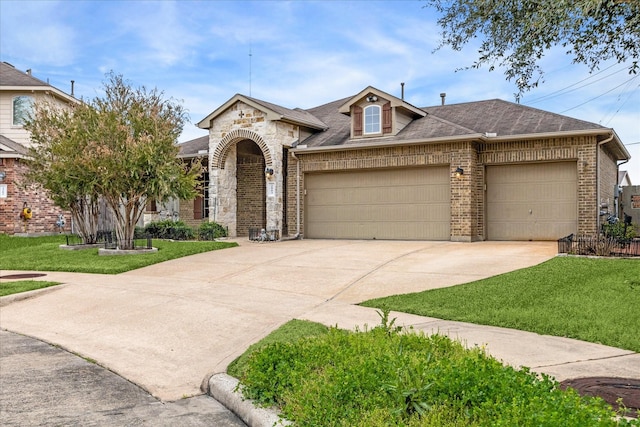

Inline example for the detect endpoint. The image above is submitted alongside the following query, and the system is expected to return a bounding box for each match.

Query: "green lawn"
[0,234,237,274]
[0,280,61,297]
[361,257,640,352]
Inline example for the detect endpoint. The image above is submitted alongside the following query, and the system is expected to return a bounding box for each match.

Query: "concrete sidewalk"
[1,240,638,404]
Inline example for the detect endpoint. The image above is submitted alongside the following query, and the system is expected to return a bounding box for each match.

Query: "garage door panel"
[305,167,450,240]
[487,162,577,240]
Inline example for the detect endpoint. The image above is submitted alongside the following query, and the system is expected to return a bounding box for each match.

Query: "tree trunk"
[71,196,100,244]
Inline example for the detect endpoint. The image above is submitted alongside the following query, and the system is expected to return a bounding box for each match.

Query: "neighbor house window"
[194,172,210,219]
[364,105,381,134]
[12,95,34,126]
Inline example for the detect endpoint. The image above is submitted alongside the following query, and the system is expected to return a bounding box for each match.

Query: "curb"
[0,284,66,308]
[208,373,291,427]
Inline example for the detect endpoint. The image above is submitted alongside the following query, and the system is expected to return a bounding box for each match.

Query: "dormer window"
[364,105,381,134]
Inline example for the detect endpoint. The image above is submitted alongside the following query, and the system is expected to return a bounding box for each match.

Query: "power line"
[524,63,624,105]
[602,81,640,126]
[559,74,640,114]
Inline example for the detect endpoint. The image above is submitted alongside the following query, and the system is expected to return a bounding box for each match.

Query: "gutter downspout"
[615,158,630,217]
[596,133,615,232]
[290,150,301,239]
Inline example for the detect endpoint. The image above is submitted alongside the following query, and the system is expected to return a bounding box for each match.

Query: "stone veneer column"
[207,101,299,238]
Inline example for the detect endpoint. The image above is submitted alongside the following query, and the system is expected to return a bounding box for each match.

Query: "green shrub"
[602,221,637,240]
[198,221,227,240]
[238,321,637,426]
[143,220,195,240]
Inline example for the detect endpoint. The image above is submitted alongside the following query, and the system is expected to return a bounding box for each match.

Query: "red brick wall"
[0,159,71,234]
[237,158,265,236]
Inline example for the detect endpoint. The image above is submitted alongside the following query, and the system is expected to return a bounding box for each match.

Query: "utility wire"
[601,81,640,126]
[524,62,623,105]
[526,66,628,105]
[559,75,640,114]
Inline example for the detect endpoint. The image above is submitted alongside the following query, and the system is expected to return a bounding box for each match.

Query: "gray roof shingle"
[177,135,208,158]
[421,99,604,136]
[0,62,49,87]
[0,135,29,156]
[183,91,614,151]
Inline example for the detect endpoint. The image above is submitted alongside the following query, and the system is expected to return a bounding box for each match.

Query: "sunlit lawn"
[0,234,237,275]
[361,257,640,352]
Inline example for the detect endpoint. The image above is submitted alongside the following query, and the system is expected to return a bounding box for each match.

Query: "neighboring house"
[0,62,78,234]
[619,170,632,187]
[180,86,630,241]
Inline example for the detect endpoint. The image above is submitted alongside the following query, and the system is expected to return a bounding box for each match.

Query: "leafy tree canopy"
[25,72,201,249]
[425,0,640,96]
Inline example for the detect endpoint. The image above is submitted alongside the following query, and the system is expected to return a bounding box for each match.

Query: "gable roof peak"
[338,86,426,118]
[197,93,327,131]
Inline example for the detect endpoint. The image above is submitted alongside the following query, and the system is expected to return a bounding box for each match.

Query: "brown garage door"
[486,162,577,240]
[305,167,450,240]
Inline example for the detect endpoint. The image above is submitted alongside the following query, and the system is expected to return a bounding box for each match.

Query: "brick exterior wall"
[237,157,266,236]
[598,143,620,230]
[286,135,606,240]
[197,98,614,241]
[0,159,71,234]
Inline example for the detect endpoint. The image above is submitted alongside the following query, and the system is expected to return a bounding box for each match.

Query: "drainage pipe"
[596,133,614,232]
[615,157,630,217]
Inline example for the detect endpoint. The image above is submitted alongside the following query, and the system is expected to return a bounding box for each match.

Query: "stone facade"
[206,101,297,237]
[0,159,71,234]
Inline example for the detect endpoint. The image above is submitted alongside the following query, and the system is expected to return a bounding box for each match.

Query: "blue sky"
[2,0,639,181]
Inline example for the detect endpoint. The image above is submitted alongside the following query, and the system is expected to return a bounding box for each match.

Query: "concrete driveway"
[0,239,620,402]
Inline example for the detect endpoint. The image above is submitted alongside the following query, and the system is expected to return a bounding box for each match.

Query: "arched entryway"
[236,139,266,236]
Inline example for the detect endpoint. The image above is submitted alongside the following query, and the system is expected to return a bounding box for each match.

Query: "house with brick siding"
[180,86,630,241]
[0,62,80,235]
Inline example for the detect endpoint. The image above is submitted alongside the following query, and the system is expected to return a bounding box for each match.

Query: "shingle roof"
[185,89,620,155]
[177,135,208,158]
[421,99,605,136]
[0,62,49,87]
[244,96,328,130]
[0,135,29,157]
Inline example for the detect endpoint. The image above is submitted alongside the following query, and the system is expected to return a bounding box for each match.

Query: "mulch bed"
[560,377,640,418]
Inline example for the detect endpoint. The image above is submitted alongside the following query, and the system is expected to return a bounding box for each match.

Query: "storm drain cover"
[560,377,639,417]
[0,273,47,279]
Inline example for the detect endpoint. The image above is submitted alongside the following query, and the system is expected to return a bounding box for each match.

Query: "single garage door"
[305,167,450,240]
[486,162,577,240]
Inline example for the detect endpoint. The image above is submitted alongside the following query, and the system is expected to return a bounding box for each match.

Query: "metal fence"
[66,230,115,246]
[558,234,640,257]
[66,231,152,250]
[248,228,280,242]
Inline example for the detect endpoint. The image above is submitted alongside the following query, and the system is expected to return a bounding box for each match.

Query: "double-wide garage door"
[486,162,577,240]
[305,167,450,240]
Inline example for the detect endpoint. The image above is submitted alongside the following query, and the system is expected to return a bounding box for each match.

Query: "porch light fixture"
[455,167,464,178]
[265,167,274,178]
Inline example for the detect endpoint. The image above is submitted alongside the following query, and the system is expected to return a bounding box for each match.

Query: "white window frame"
[12,95,34,127]
[363,105,381,135]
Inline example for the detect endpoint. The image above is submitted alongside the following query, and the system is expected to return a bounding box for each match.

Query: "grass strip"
[361,257,640,352]
[0,280,61,297]
[0,234,238,274]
